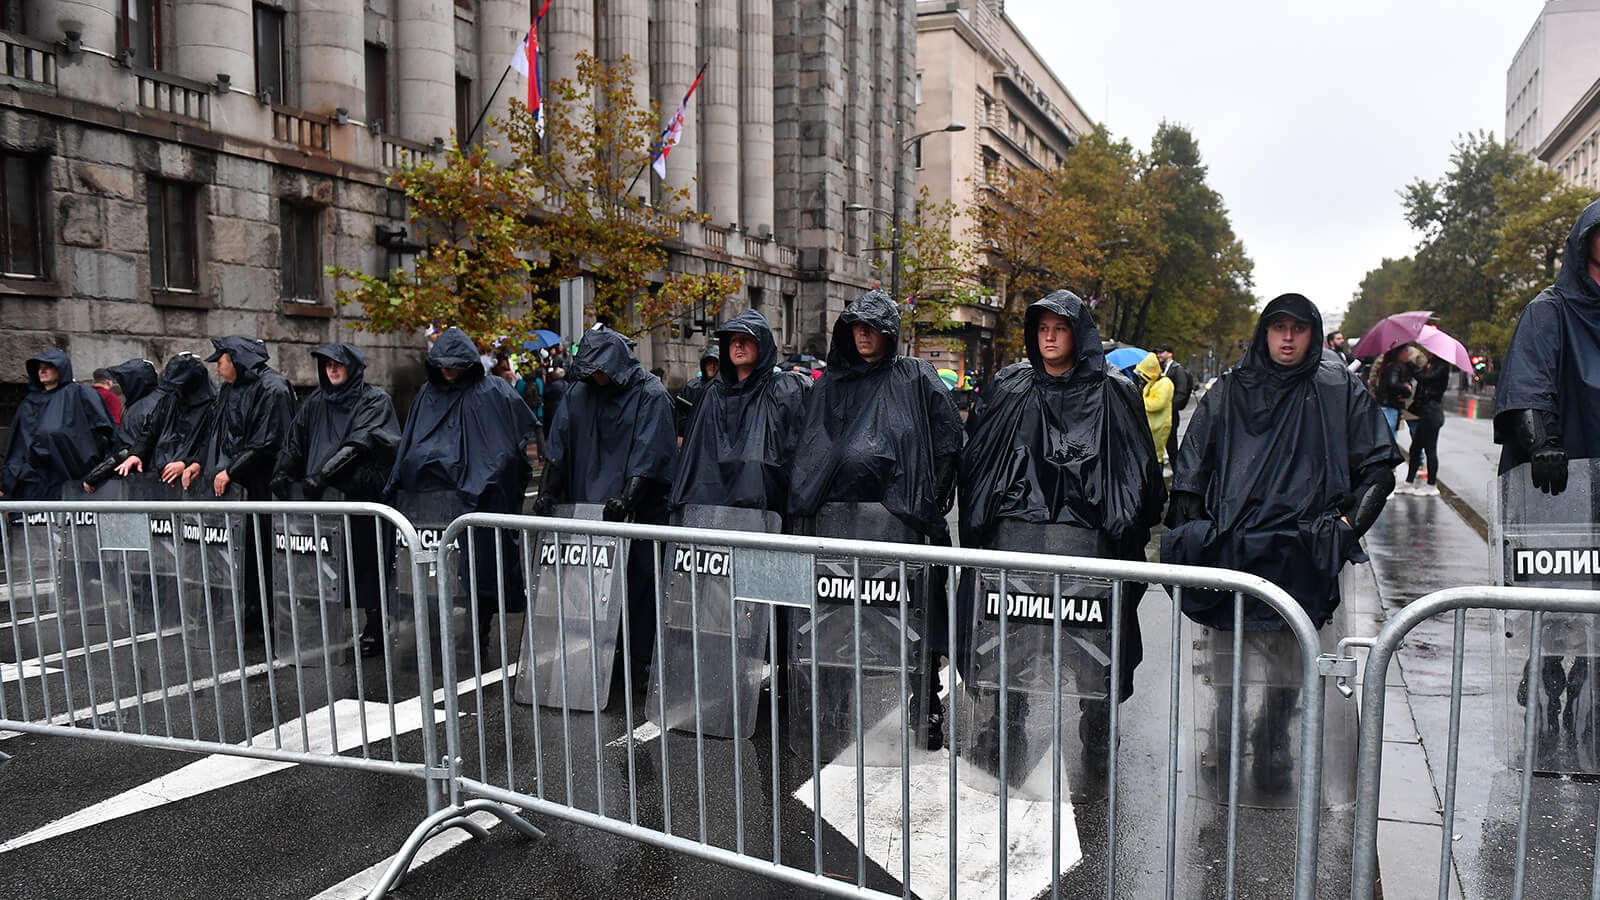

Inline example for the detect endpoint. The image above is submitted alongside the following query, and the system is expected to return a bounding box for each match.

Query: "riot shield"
[645,504,780,740]
[51,483,111,621]
[958,521,1117,801]
[787,503,929,764]
[179,482,246,660]
[3,503,59,615]
[1492,458,1600,774]
[516,504,627,712]
[268,487,350,667]
[390,490,473,657]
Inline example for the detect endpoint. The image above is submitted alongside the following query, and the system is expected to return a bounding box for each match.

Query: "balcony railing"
[778,245,797,269]
[381,135,431,171]
[703,224,728,254]
[135,70,209,123]
[0,31,56,89]
[273,105,332,153]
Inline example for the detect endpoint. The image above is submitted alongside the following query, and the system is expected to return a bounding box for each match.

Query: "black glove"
[1345,463,1396,540]
[316,445,363,491]
[270,475,294,500]
[84,450,130,488]
[1513,409,1568,496]
[933,454,959,516]
[226,449,261,483]
[1164,490,1206,529]
[300,476,326,501]
[603,476,648,522]
[531,463,566,515]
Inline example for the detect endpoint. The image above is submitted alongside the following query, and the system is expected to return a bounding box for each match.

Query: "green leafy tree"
[1477,164,1597,355]
[868,187,986,352]
[1343,257,1421,340]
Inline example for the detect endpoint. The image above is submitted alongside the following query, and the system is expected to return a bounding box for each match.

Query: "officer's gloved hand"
[531,463,566,515]
[1164,490,1206,529]
[933,454,959,516]
[270,476,294,500]
[603,476,649,522]
[302,473,326,501]
[1513,408,1569,496]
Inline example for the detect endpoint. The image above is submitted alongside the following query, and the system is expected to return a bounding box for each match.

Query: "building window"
[254,4,287,104]
[365,43,389,130]
[781,293,796,345]
[914,73,922,105]
[147,179,198,292]
[982,147,999,185]
[455,74,474,144]
[121,0,161,69]
[913,138,923,170]
[1,154,45,279]
[280,202,321,302]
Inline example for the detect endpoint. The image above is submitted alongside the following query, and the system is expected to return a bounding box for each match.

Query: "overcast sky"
[1004,0,1544,328]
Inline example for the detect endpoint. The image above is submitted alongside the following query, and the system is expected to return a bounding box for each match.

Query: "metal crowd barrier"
[0,492,538,889]
[1350,585,1600,900]
[413,511,1342,900]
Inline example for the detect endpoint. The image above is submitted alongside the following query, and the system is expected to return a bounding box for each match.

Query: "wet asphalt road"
[1,395,1573,900]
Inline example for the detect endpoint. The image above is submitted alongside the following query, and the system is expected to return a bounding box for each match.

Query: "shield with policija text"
[646,504,780,740]
[958,521,1119,802]
[269,487,349,667]
[787,502,930,765]
[515,504,627,711]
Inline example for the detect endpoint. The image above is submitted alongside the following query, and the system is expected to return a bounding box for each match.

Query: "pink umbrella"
[1413,324,1474,372]
[1350,310,1434,359]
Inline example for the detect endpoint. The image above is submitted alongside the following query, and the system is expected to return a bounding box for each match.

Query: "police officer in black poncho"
[1,349,114,504]
[272,343,401,656]
[105,359,159,453]
[676,345,720,437]
[788,289,964,745]
[670,310,809,517]
[1163,292,1399,793]
[958,292,1165,778]
[535,325,677,680]
[84,353,216,491]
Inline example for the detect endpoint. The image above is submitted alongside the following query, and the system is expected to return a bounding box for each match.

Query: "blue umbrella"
[1105,347,1151,371]
[522,330,563,351]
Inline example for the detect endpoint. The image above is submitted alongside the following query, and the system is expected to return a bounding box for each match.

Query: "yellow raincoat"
[1136,353,1173,462]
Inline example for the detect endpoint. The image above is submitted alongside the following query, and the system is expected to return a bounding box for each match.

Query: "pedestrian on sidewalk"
[1155,344,1193,462]
[1495,197,1600,496]
[1398,347,1450,496]
[1135,352,1174,464]
[1372,346,1415,437]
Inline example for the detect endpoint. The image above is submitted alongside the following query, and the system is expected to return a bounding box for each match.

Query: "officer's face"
[215,353,237,383]
[1588,228,1600,284]
[852,323,887,362]
[35,363,59,389]
[439,366,462,383]
[1035,313,1074,370]
[1266,316,1312,367]
[727,334,760,375]
[324,361,348,386]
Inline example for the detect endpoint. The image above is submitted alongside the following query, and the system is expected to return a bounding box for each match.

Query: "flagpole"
[464,63,517,147]
[627,59,709,197]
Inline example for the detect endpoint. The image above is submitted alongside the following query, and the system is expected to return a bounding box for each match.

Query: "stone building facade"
[0,0,913,436]
[1506,0,1600,156]
[1537,75,1600,192]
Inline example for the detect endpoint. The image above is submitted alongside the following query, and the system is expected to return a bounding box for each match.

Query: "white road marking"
[0,610,58,631]
[31,624,188,667]
[607,720,661,747]
[303,809,510,900]
[1,661,61,683]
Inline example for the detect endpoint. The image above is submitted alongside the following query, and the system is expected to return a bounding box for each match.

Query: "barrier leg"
[367,798,545,900]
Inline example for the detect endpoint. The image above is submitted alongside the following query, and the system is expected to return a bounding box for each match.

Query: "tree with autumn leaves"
[331,52,741,351]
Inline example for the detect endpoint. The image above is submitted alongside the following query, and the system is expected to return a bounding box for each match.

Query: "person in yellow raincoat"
[1136,352,1174,463]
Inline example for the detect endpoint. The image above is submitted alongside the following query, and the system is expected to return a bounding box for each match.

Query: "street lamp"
[846,120,965,355]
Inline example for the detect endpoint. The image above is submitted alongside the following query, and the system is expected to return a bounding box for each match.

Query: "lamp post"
[846,120,965,356]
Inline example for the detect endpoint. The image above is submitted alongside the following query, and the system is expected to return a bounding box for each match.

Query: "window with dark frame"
[254,4,287,104]
[365,43,389,130]
[455,74,473,145]
[147,179,198,292]
[120,0,160,69]
[0,154,45,279]
[279,202,321,302]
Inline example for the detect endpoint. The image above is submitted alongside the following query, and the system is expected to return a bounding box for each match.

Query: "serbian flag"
[508,0,553,133]
[651,62,708,179]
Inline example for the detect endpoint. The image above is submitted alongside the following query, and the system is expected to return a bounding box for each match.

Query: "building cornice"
[1536,74,1600,163]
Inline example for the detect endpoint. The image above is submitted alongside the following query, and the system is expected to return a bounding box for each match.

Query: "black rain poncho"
[669,310,810,518]
[273,343,401,501]
[387,327,538,513]
[1496,198,1600,470]
[545,326,678,521]
[788,289,964,538]
[1162,293,1402,630]
[959,291,1166,549]
[201,336,297,498]
[107,358,159,454]
[2,350,113,499]
[142,354,217,469]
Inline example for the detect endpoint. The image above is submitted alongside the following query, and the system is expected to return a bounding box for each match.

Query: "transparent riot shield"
[787,502,929,764]
[117,475,184,637]
[516,504,627,712]
[646,504,780,740]
[390,490,472,659]
[180,482,246,661]
[1492,458,1600,774]
[3,504,59,615]
[268,488,349,667]
[958,521,1116,801]
[52,483,110,620]
[1189,615,1354,810]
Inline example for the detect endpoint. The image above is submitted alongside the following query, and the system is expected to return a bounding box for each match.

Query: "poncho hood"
[158,353,216,404]
[26,349,74,389]
[1554,198,1600,306]
[208,336,271,383]
[426,327,485,387]
[1023,290,1105,383]
[1135,352,1161,384]
[570,325,646,388]
[960,293,1164,545]
[1239,292,1325,384]
[716,309,780,394]
[311,342,369,401]
[699,345,721,378]
[107,359,158,406]
[828,289,901,377]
